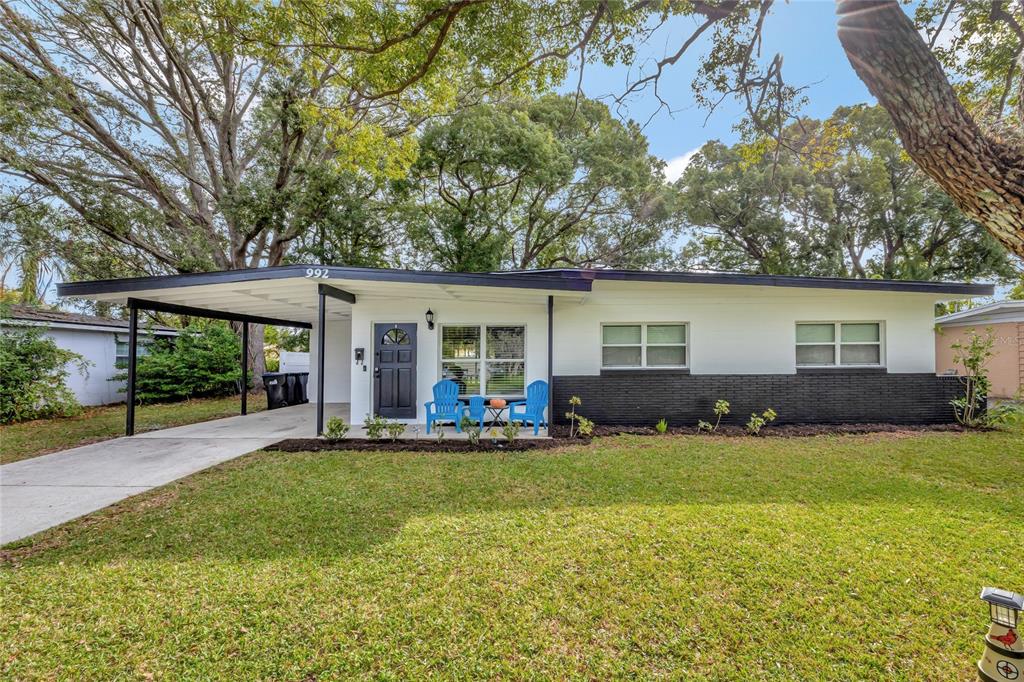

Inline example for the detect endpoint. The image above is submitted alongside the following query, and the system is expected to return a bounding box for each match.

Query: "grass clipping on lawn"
[2,428,1022,680]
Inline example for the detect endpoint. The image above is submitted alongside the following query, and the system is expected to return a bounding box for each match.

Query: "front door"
[373,323,417,418]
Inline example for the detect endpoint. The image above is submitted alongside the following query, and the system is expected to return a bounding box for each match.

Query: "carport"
[57,265,585,435]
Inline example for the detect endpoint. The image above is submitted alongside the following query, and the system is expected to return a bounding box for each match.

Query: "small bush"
[461,416,481,445]
[746,408,778,436]
[696,420,713,433]
[386,420,406,441]
[503,420,521,442]
[565,395,594,438]
[0,322,88,423]
[363,414,387,439]
[576,416,594,437]
[949,329,995,428]
[324,416,350,439]
[655,418,668,434]
[986,401,1024,429]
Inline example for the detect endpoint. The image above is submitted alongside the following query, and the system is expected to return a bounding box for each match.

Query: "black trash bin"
[262,372,288,410]
[283,373,298,406]
[294,372,309,403]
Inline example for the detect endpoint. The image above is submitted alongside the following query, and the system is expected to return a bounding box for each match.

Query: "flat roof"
[58,264,994,298]
[499,268,995,296]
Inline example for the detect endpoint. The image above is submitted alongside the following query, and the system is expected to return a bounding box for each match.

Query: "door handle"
[373,367,380,378]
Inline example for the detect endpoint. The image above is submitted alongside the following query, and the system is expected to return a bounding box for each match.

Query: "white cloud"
[662,147,702,183]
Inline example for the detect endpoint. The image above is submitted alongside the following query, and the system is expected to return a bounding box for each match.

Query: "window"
[115,339,131,369]
[601,323,687,368]
[440,325,525,396]
[795,322,882,367]
[115,337,154,369]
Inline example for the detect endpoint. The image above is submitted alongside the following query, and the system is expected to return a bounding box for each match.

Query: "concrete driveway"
[0,403,347,545]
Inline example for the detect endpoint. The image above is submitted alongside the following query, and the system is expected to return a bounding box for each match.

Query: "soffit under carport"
[59,275,582,325]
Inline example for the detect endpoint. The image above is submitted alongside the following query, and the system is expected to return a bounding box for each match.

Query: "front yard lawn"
[2,428,1021,679]
[0,395,263,464]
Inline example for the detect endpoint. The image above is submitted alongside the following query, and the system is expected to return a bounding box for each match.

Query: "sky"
[559,0,875,180]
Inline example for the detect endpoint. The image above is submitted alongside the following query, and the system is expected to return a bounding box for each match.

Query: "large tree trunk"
[837,0,1024,260]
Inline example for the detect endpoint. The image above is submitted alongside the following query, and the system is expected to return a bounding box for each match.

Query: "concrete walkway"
[0,403,347,545]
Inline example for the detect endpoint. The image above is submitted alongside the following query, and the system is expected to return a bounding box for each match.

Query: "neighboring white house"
[1,305,178,406]
[56,265,994,426]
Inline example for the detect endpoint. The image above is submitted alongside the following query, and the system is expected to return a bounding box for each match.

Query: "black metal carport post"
[241,322,249,416]
[125,301,138,436]
[316,288,326,436]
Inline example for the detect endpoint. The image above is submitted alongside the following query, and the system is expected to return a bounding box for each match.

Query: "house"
[0,305,178,406]
[55,265,993,432]
[936,301,1024,401]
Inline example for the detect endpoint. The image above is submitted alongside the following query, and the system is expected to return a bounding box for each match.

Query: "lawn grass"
[2,428,1022,680]
[0,395,263,464]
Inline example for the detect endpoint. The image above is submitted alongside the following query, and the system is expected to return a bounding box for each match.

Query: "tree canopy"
[400,94,677,272]
[677,105,1020,282]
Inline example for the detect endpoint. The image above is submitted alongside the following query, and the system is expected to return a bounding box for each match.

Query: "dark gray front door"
[374,323,417,418]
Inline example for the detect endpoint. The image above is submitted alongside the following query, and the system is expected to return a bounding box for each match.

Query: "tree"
[676,105,1019,281]
[837,0,1024,259]
[0,0,623,370]
[255,0,1024,259]
[402,94,677,272]
[809,105,1018,281]
[674,140,832,276]
[0,193,64,305]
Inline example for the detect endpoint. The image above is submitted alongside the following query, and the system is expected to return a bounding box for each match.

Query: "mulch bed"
[555,422,975,438]
[266,422,973,453]
[266,438,581,453]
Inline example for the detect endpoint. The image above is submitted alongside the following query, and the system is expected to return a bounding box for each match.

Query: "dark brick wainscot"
[552,371,963,426]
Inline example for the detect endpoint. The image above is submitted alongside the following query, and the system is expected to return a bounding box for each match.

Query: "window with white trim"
[440,325,525,396]
[601,323,687,368]
[114,336,155,369]
[795,322,882,367]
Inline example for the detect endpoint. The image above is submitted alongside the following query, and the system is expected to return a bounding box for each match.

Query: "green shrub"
[949,329,994,428]
[986,400,1024,429]
[746,408,777,436]
[363,414,387,439]
[386,420,406,441]
[324,417,350,439]
[0,324,88,423]
[576,415,594,437]
[124,324,242,403]
[655,418,668,434]
[461,416,481,445]
[503,420,521,442]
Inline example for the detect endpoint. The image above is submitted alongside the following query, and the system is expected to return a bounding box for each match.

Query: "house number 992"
[305,268,330,279]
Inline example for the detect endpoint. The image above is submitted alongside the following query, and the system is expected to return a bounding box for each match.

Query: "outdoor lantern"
[978,587,1023,682]
[425,308,435,330]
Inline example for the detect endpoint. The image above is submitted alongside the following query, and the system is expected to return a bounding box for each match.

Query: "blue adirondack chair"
[463,395,486,432]
[508,380,549,435]
[425,380,464,434]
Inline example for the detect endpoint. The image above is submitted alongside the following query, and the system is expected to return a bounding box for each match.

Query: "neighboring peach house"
[936,301,1024,400]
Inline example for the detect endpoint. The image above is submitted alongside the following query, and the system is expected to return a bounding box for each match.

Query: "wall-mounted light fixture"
[425,308,435,330]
